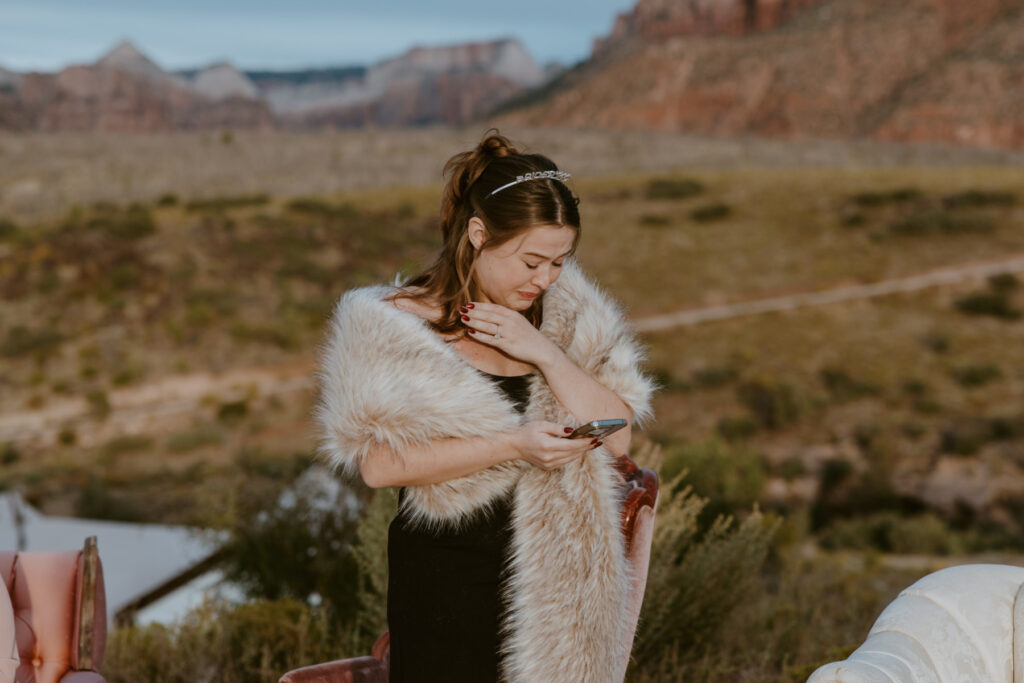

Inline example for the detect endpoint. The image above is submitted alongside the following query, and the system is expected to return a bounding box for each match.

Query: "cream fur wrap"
[315,260,654,682]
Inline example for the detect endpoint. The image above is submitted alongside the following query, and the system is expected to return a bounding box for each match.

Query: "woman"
[316,131,653,682]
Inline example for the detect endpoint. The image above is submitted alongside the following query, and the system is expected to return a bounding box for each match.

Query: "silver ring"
[494,326,501,339]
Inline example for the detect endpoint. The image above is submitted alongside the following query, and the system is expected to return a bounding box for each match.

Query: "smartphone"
[567,419,628,440]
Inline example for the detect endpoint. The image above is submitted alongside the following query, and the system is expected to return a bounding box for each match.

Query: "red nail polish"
[564,427,573,434]
[459,306,468,313]
[467,329,475,334]
[594,441,603,447]
[462,315,470,321]
[466,303,475,309]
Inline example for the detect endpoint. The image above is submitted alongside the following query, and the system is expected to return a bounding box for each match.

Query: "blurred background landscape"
[2,0,1024,681]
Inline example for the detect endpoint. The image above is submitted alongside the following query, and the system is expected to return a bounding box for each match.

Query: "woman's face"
[468,219,576,311]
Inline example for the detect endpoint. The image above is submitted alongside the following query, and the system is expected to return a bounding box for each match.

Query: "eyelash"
[525,262,564,270]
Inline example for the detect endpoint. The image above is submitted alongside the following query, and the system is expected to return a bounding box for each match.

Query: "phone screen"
[568,419,627,440]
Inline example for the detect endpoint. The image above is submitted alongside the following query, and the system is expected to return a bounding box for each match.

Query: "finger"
[537,422,571,437]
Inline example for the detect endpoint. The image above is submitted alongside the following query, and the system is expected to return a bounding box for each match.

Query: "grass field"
[2,130,1024,680]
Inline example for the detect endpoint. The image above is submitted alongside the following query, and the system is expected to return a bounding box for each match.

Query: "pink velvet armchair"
[0,536,107,683]
[279,454,659,683]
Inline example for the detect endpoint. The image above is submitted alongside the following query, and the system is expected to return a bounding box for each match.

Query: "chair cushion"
[1,580,17,682]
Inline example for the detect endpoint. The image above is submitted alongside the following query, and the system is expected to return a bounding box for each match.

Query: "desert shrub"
[950,363,1003,388]
[349,486,398,649]
[988,272,1020,293]
[690,202,731,222]
[229,321,298,349]
[918,330,951,353]
[100,434,154,459]
[630,482,776,676]
[819,366,881,402]
[218,474,363,631]
[778,457,807,481]
[168,423,225,450]
[715,415,759,441]
[155,193,179,207]
[953,291,1021,320]
[2,325,63,357]
[75,478,148,522]
[646,178,705,200]
[840,212,866,227]
[888,211,994,236]
[691,364,738,388]
[216,400,249,424]
[85,204,156,240]
[103,598,352,683]
[284,197,359,219]
[736,376,805,429]
[850,188,921,206]
[939,417,1002,455]
[0,217,19,240]
[942,189,1016,208]
[639,213,671,227]
[85,389,111,419]
[819,512,961,555]
[185,194,269,212]
[1,443,19,465]
[660,439,767,523]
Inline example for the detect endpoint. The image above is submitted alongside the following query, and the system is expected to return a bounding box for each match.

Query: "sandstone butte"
[496,0,1024,149]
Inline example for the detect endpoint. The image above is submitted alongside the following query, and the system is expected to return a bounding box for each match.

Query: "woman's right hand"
[507,421,600,471]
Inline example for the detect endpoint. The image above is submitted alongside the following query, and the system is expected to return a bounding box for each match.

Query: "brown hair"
[398,129,581,335]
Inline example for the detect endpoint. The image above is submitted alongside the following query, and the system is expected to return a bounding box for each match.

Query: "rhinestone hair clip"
[488,170,572,196]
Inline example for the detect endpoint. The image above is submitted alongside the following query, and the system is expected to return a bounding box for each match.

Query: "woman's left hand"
[460,302,560,367]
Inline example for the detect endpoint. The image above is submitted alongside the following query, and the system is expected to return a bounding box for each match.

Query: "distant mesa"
[192,62,260,101]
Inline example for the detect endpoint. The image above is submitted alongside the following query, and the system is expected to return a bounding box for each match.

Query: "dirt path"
[5,252,1024,447]
[633,252,1024,332]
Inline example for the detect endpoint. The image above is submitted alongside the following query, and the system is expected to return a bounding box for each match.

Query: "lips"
[517,291,539,300]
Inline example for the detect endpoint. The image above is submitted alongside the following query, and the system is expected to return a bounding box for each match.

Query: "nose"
[532,266,554,290]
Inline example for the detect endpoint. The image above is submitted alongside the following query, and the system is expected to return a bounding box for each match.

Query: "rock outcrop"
[280,38,546,128]
[501,0,1024,149]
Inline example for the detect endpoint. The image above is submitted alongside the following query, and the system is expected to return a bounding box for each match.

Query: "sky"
[0,1,636,72]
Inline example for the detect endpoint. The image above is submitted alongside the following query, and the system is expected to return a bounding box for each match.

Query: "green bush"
[942,189,1016,208]
[819,512,962,555]
[661,439,767,523]
[103,598,353,683]
[715,415,760,441]
[819,366,880,402]
[988,272,1020,293]
[165,423,224,450]
[690,202,731,222]
[954,291,1021,320]
[185,194,269,212]
[2,325,63,357]
[736,376,805,429]
[691,364,738,388]
[850,188,921,206]
[0,217,19,240]
[950,363,1003,388]
[88,204,157,240]
[888,211,994,236]
[646,178,705,200]
[639,213,671,227]
[630,480,776,676]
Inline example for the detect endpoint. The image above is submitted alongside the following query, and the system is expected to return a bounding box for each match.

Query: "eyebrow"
[523,250,572,259]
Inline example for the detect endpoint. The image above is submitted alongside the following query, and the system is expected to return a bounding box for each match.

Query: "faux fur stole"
[316,260,654,682]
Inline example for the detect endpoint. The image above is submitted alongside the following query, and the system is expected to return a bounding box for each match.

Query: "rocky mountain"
[0,38,551,132]
[278,38,548,128]
[0,41,273,132]
[499,0,1024,149]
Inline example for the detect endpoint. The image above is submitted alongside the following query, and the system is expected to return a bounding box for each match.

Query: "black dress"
[386,371,531,683]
